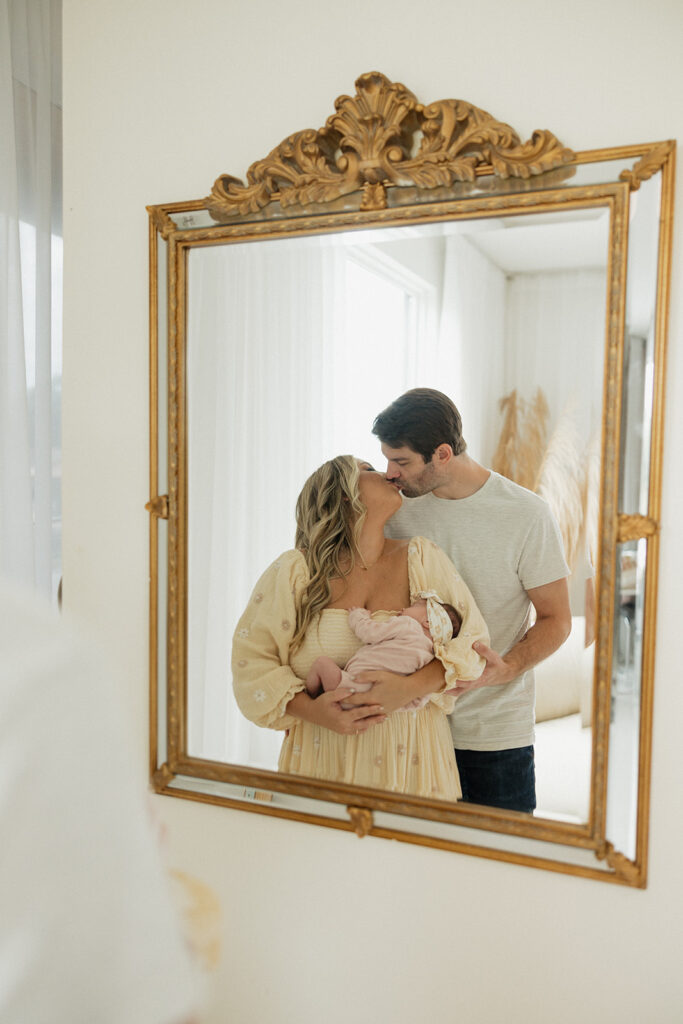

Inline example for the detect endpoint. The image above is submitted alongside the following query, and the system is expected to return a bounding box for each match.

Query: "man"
[365,388,571,813]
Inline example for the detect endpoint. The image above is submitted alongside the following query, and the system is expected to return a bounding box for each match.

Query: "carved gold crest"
[207,71,574,218]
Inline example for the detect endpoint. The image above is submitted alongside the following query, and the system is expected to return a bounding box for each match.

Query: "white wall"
[62,2,683,1021]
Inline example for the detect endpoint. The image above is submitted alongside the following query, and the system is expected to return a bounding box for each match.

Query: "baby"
[305,596,462,712]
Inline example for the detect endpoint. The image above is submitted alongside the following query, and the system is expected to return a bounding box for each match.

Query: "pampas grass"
[491,390,520,481]
[535,401,585,571]
[493,388,591,573]
[491,388,549,488]
[519,389,550,491]
[583,428,602,570]
[169,869,221,970]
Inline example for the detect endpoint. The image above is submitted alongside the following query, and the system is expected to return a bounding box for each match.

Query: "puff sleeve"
[231,550,309,731]
[408,536,490,705]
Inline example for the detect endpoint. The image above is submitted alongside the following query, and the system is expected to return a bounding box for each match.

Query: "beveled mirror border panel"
[147,75,675,886]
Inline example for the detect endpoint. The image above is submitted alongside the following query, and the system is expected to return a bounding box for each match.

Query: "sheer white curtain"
[187,239,344,765]
[437,235,506,463]
[504,268,607,614]
[504,269,606,453]
[0,0,62,596]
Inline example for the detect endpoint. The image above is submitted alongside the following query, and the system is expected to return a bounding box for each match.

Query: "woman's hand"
[286,689,386,735]
[345,660,445,713]
[343,672,416,714]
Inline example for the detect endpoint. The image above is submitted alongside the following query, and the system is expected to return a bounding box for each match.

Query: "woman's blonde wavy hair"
[291,455,366,652]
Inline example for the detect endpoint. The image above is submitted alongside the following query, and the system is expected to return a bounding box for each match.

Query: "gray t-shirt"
[385,471,569,750]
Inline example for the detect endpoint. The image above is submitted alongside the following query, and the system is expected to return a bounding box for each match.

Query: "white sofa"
[533,617,594,822]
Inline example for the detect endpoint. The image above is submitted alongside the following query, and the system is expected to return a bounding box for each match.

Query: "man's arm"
[450,577,572,695]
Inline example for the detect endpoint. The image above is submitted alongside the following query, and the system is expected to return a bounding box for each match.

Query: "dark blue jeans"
[455,745,536,813]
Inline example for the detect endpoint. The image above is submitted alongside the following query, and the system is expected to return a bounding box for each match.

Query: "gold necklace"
[359,546,386,571]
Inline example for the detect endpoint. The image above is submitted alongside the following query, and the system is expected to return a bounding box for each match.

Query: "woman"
[231,456,489,800]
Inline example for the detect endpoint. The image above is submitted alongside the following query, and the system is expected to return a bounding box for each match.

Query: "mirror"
[147,73,675,885]
[185,207,609,825]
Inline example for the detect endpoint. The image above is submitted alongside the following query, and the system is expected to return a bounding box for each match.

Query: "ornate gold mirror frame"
[147,73,675,886]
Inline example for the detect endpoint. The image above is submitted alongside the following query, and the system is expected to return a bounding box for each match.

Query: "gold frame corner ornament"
[146,494,169,519]
[596,841,645,887]
[617,513,659,542]
[153,763,174,791]
[147,73,675,887]
[205,71,574,220]
[619,140,676,191]
[347,806,374,838]
[146,204,177,240]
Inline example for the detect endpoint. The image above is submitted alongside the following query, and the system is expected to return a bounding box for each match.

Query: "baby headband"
[416,589,455,647]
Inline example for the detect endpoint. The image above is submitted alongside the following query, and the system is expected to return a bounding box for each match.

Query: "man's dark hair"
[372,388,467,463]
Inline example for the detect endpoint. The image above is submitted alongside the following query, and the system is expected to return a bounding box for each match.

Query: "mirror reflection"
[620,174,662,516]
[606,537,647,859]
[186,205,610,821]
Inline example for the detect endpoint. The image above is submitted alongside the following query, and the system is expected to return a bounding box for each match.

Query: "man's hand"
[448,641,515,696]
[450,578,572,697]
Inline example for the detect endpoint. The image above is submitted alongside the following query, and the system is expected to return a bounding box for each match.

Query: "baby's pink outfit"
[339,607,435,710]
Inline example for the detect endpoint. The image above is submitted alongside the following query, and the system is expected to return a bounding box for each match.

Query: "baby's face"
[400,600,430,633]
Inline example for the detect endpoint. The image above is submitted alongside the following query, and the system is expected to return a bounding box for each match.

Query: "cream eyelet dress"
[232,537,490,801]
